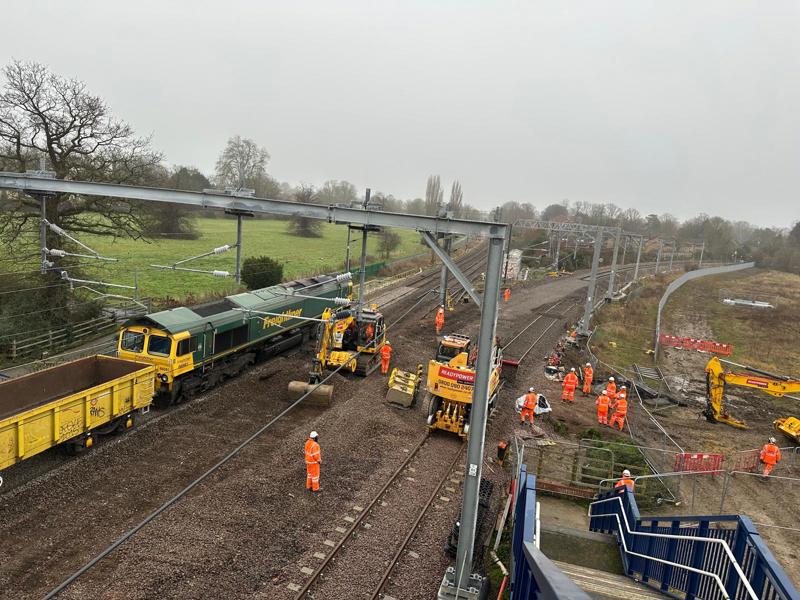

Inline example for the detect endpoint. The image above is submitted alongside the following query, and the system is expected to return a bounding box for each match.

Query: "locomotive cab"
[118,326,194,398]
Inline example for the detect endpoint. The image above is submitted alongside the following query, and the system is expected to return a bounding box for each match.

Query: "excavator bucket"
[287,381,335,407]
[774,417,800,443]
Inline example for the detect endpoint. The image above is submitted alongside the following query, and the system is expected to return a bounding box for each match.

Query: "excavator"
[288,304,386,404]
[425,333,503,438]
[704,357,800,440]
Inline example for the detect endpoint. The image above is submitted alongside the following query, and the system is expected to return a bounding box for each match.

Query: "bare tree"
[214,135,270,189]
[447,180,463,217]
[424,175,443,216]
[0,60,163,246]
[287,184,323,237]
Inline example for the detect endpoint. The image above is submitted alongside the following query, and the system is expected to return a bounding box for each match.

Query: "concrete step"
[553,561,667,600]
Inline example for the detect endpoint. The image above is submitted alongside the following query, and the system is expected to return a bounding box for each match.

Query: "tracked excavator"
[704,357,800,439]
[288,304,386,404]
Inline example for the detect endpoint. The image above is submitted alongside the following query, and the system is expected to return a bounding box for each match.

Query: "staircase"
[553,562,668,600]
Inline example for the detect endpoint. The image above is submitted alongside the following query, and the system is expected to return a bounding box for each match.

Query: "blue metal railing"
[589,487,799,600]
[511,465,590,599]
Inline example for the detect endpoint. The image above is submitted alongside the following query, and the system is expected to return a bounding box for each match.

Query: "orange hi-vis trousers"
[520,408,535,425]
[609,411,626,430]
[306,462,320,491]
[381,357,390,374]
[582,378,592,394]
[597,408,608,425]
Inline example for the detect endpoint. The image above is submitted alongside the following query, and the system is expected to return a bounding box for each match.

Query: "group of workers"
[559,364,628,432]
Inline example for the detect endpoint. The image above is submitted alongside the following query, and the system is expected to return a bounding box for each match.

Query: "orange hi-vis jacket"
[563,372,579,390]
[607,381,617,397]
[435,308,445,325]
[612,395,628,415]
[596,393,610,413]
[380,344,392,360]
[615,478,635,491]
[523,393,537,411]
[583,366,593,383]
[304,439,321,465]
[760,443,782,465]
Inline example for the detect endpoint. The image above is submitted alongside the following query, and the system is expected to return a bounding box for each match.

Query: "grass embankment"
[64,218,422,300]
[590,274,679,369]
[661,269,800,376]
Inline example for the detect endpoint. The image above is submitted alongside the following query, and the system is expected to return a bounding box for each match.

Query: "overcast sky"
[2,1,798,227]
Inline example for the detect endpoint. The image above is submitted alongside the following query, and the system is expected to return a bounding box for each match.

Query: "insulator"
[48,223,65,235]
[213,245,231,255]
[333,297,351,306]
[212,270,230,277]
[48,248,67,257]
[336,272,353,283]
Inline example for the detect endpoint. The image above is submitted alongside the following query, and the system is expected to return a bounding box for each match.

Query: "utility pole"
[439,212,453,306]
[440,236,504,599]
[357,188,371,312]
[573,236,578,261]
[605,228,620,299]
[633,236,643,282]
[39,196,48,274]
[235,214,243,285]
[698,241,705,268]
[552,234,561,271]
[655,240,663,274]
[578,230,603,336]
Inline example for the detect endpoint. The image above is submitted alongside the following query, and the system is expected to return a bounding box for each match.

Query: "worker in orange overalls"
[503,288,511,303]
[304,431,322,492]
[562,367,579,402]
[380,340,393,374]
[606,376,617,400]
[760,437,782,477]
[435,305,445,334]
[364,322,375,346]
[609,386,628,431]
[615,469,635,492]
[596,389,610,425]
[518,387,537,427]
[582,362,593,395]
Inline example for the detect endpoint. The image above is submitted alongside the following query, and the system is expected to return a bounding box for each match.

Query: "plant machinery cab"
[426,333,502,438]
[311,304,386,378]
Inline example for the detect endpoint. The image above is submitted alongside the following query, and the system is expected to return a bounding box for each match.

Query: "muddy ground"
[0,260,593,599]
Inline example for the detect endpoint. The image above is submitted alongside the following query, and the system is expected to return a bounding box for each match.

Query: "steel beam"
[656,240,663,273]
[605,229,620,299]
[39,197,47,274]
[578,231,603,336]
[446,235,504,595]
[235,214,243,284]
[514,219,621,236]
[553,234,561,270]
[0,172,506,239]
[439,234,452,306]
[421,232,481,305]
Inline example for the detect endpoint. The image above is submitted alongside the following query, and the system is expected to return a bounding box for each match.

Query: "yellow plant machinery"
[704,357,800,438]
[425,334,502,438]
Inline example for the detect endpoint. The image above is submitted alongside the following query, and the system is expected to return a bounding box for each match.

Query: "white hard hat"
[529,387,535,393]
[609,376,615,381]
[622,469,631,477]
[620,385,626,390]
[586,362,591,367]
[310,431,318,439]
[769,437,776,444]
[570,367,575,371]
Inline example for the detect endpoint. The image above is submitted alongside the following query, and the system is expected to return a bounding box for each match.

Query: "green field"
[72,218,423,300]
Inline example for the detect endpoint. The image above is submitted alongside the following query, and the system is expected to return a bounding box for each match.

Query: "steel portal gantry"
[0,170,505,597]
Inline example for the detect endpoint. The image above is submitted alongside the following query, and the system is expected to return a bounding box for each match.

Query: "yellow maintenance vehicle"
[0,356,155,473]
[288,304,386,404]
[425,334,502,438]
[704,357,800,436]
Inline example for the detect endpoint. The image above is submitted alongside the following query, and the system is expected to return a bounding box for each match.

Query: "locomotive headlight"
[159,374,168,383]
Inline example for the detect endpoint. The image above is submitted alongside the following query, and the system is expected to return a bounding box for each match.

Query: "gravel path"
[0,259,592,599]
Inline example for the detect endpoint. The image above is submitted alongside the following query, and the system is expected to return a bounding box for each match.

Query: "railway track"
[292,433,464,599]
[502,299,581,364]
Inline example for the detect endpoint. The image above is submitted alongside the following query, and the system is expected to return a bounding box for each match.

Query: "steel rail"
[503,300,567,349]
[369,445,465,600]
[41,283,442,598]
[292,433,448,598]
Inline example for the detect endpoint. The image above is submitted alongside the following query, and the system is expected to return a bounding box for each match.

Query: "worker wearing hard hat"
[562,367,579,402]
[518,387,537,427]
[609,385,628,431]
[615,469,635,492]
[606,376,617,400]
[503,288,511,303]
[380,340,393,374]
[304,431,322,492]
[596,389,610,425]
[759,437,782,477]
[582,362,593,395]
[435,305,445,335]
